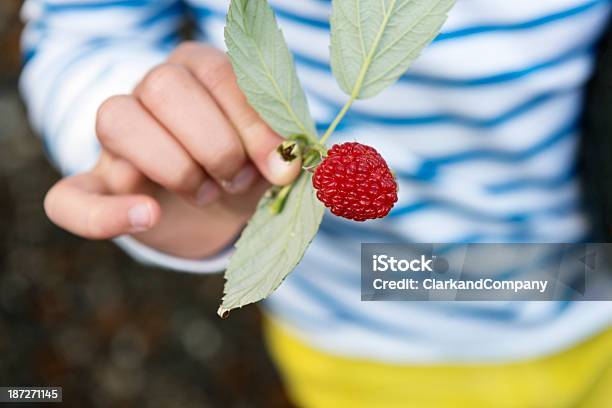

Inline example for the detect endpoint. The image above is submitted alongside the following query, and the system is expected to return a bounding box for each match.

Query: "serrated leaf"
[218,172,324,316]
[225,0,317,140]
[330,0,455,99]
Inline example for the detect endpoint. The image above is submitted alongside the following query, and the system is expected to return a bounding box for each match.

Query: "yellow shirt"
[265,318,612,408]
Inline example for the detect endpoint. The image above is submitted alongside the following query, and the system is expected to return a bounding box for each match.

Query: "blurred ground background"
[0,1,292,407]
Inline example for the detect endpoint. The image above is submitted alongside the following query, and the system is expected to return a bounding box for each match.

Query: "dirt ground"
[0,2,292,407]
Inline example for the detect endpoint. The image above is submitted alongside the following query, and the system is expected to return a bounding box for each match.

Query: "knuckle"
[96,95,131,142]
[139,63,185,105]
[198,53,234,93]
[173,41,201,57]
[170,42,234,93]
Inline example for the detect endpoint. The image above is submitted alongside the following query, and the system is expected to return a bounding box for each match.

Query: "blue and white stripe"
[20,0,612,363]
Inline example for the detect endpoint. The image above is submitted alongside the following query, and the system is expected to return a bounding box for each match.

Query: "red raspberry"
[312,142,398,221]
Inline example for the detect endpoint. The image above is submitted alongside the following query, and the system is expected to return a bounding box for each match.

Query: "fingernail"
[221,165,256,194]
[128,203,152,232]
[196,180,220,206]
[268,148,299,185]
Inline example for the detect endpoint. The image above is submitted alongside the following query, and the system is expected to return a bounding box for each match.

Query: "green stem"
[319,96,355,145]
[270,184,293,214]
[305,132,319,145]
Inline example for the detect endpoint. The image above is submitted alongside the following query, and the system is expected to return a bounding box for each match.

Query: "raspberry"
[312,142,398,221]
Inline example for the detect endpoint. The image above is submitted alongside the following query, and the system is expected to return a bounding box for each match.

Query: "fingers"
[96,94,221,205]
[134,63,257,193]
[44,171,161,240]
[169,42,302,186]
[96,152,148,195]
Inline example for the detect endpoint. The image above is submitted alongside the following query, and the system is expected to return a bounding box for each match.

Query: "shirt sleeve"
[114,235,233,274]
[19,0,231,274]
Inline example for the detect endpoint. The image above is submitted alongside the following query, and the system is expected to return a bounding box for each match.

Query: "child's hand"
[43,42,302,258]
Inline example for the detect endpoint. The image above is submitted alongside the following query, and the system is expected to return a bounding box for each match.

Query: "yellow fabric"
[264,319,612,408]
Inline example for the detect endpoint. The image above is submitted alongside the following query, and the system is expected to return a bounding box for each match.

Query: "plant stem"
[319,96,355,145]
[270,184,293,214]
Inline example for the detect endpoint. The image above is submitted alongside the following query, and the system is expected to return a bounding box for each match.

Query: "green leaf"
[330,0,455,99]
[225,0,318,141]
[218,171,324,317]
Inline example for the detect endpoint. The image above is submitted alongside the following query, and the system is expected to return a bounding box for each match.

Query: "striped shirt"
[20,0,612,363]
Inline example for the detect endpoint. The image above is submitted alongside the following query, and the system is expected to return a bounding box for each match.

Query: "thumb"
[44,172,161,240]
[239,120,303,186]
[264,139,304,186]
